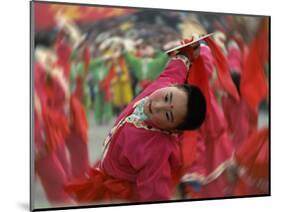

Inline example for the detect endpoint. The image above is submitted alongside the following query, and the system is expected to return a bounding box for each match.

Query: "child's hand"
[179,37,201,63]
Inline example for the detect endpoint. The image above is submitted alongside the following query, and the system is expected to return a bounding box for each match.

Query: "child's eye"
[164,94,168,102]
[165,112,169,121]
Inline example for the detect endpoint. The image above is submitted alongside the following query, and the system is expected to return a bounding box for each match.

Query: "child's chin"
[152,122,166,130]
[145,120,160,128]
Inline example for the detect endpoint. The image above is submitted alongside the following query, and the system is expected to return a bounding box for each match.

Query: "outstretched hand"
[178,37,201,63]
[165,35,201,63]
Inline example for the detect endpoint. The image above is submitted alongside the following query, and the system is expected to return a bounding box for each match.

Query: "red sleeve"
[157,59,189,85]
[55,39,72,78]
[240,24,268,112]
[205,37,240,101]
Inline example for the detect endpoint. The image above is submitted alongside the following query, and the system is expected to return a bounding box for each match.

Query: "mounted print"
[31,0,270,211]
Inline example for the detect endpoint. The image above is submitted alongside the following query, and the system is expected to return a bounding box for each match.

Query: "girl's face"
[144,86,188,130]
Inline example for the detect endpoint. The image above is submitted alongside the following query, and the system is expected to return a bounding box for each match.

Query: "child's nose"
[155,102,173,112]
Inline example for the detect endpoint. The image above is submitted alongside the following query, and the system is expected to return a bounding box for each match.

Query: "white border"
[1,0,279,211]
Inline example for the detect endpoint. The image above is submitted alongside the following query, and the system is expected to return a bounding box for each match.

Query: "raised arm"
[157,57,190,85]
[154,38,201,85]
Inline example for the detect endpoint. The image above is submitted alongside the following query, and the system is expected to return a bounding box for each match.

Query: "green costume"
[124,50,169,94]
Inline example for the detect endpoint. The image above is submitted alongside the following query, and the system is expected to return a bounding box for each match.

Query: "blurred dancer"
[34,49,73,204]
[223,18,268,150]
[55,12,91,180]
[215,31,256,150]
[34,13,91,205]
[225,19,269,196]
[222,72,258,150]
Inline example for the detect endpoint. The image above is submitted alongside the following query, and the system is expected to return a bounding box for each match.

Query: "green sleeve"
[73,63,85,78]
[124,52,142,80]
[87,57,105,81]
[147,50,169,79]
[88,58,104,75]
[88,58,110,82]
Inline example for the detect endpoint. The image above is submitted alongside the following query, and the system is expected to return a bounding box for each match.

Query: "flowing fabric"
[234,128,269,195]
[34,60,73,203]
[240,19,269,111]
[205,37,240,101]
[65,168,134,203]
[181,43,234,198]
[42,106,69,152]
[222,95,258,150]
[35,63,70,152]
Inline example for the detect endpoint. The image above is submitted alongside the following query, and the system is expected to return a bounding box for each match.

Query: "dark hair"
[230,71,241,95]
[175,84,206,130]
